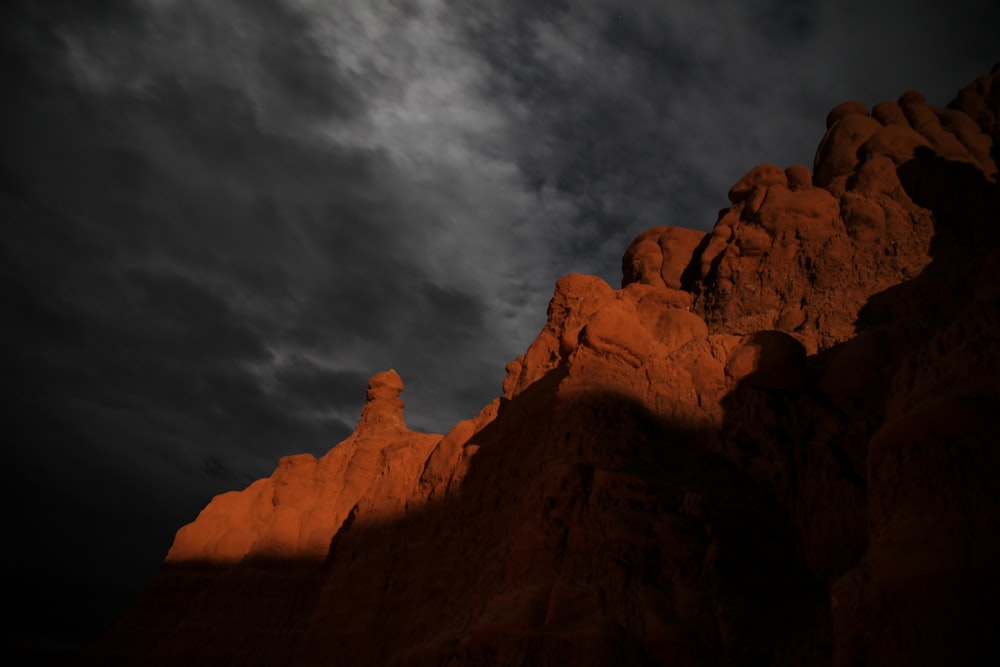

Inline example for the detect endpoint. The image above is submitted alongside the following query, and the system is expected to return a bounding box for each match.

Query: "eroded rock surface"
[90,68,1000,667]
[167,370,442,563]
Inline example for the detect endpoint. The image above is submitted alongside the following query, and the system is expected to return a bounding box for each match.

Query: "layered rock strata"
[91,68,1000,667]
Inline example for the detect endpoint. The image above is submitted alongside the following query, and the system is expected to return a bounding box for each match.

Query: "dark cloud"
[275,358,369,409]
[4,0,998,656]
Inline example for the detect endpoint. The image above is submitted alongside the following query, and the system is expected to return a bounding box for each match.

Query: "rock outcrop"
[166,369,442,563]
[90,67,1000,667]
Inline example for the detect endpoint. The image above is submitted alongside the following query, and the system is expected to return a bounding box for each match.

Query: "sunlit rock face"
[165,369,443,563]
[90,68,1000,667]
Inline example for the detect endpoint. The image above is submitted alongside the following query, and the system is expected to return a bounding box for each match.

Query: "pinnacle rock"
[358,369,407,433]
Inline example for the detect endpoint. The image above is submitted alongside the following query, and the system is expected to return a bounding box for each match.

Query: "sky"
[3,0,997,655]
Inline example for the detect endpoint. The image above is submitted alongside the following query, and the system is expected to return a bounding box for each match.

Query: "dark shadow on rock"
[857,148,999,333]
[713,148,1000,667]
[83,372,828,667]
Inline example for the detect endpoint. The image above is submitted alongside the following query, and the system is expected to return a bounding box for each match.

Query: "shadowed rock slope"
[90,67,1000,667]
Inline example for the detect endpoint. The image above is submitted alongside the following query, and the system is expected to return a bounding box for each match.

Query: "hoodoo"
[91,67,1000,666]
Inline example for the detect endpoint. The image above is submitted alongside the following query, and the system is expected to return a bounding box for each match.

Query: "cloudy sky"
[3,0,997,654]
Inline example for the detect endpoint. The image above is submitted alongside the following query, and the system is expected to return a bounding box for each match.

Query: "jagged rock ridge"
[90,67,1000,667]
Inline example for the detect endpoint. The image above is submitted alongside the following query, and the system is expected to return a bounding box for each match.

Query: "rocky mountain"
[88,67,1000,666]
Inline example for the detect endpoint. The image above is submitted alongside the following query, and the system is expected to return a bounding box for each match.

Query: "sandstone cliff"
[90,67,1000,666]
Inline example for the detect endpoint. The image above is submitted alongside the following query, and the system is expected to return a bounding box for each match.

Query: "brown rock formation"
[166,369,441,564]
[90,68,1000,667]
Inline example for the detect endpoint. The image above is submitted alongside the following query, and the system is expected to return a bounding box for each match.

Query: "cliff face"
[91,68,1000,667]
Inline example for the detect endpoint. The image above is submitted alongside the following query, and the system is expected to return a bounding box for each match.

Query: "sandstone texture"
[90,68,1000,667]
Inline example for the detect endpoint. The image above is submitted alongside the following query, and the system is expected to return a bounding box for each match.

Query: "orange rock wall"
[91,68,1000,667]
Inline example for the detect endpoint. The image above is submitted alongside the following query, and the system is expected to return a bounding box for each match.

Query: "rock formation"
[89,67,1000,666]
